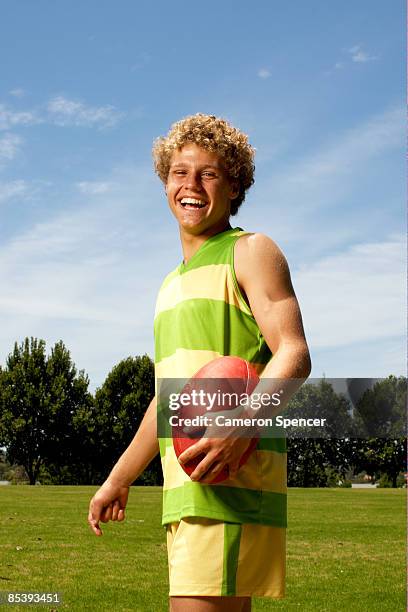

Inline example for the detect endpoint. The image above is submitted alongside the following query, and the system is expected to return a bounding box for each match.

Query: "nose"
[185,170,203,192]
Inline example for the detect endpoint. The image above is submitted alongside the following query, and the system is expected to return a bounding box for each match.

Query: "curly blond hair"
[152,113,255,215]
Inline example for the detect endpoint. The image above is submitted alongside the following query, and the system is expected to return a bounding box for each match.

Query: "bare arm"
[87,396,159,535]
[236,232,311,380]
[107,396,159,487]
[178,233,311,482]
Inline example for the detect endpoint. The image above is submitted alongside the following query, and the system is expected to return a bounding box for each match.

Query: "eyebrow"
[169,162,221,170]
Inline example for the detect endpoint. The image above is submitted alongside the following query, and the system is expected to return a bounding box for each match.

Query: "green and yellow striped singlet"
[154,226,287,527]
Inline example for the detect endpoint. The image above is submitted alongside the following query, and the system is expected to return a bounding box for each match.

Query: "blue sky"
[0,1,405,389]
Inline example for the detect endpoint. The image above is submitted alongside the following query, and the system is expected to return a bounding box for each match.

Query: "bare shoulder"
[235,232,291,283]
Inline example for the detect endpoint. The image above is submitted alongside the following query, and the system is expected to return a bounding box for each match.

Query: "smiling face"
[166,143,238,238]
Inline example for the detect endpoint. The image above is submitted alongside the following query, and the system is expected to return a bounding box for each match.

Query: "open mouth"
[180,197,207,209]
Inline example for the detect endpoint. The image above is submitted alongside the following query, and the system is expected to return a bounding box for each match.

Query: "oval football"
[172,356,260,483]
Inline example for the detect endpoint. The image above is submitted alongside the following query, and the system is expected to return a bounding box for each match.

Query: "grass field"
[0,486,405,611]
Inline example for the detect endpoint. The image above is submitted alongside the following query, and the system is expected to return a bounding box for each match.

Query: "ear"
[229,181,239,200]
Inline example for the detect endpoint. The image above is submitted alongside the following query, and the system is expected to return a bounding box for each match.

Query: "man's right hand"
[87,481,129,536]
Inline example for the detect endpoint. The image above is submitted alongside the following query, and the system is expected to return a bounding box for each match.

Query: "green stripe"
[160,261,252,318]
[221,523,242,596]
[162,483,287,527]
[158,433,287,453]
[179,227,245,273]
[155,298,271,364]
[158,228,244,291]
[257,437,287,453]
[158,437,167,455]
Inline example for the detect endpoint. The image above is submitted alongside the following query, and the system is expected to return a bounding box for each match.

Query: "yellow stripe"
[162,445,286,494]
[259,449,287,494]
[154,264,252,318]
[155,348,267,379]
[162,449,191,490]
[236,524,286,597]
[167,519,225,596]
[155,348,221,379]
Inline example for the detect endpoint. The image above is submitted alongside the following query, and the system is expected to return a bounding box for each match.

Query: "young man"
[88,114,311,611]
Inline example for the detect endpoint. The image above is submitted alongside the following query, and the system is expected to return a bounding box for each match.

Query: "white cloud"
[348,44,378,63]
[2,202,404,384]
[76,181,113,195]
[257,68,271,79]
[0,96,124,133]
[9,88,25,98]
[0,180,27,202]
[236,103,404,279]
[251,105,403,219]
[0,104,41,131]
[47,96,124,128]
[0,133,23,163]
[292,107,401,185]
[311,336,405,378]
[0,163,173,389]
[326,44,378,75]
[294,235,405,354]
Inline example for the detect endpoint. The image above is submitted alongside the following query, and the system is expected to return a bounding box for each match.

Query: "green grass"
[0,487,405,611]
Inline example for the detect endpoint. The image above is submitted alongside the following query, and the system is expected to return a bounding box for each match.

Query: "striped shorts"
[166,517,286,598]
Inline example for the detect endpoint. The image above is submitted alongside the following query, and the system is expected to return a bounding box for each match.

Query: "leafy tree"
[352,376,406,438]
[90,355,161,484]
[350,438,406,487]
[286,380,354,486]
[287,439,329,487]
[285,377,407,488]
[0,337,92,484]
[285,379,354,439]
[0,449,12,481]
[349,376,407,487]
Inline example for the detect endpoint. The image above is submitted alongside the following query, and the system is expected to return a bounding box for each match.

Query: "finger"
[89,519,102,536]
[111,500,121,521]
[100,503,113,523]
[199,462,226,484]
[189,452,218,481]
[117,508,126,522]
[119,487,129,509]
[101,503,113,523]
[88,509,103,536]
[178,440,207,465]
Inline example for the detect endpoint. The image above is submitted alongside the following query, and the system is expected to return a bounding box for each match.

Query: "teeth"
[180,198,206,207]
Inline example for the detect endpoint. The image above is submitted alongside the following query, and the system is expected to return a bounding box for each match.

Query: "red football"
[172,356,260,483]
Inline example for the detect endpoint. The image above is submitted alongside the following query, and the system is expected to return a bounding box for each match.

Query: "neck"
[180,221,232,264]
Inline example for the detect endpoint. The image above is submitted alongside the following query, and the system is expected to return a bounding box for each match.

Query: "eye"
[202,171,216,178]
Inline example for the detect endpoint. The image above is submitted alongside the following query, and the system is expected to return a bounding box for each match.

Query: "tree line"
[0,337,406,487]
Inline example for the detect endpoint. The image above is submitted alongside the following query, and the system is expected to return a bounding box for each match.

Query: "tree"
[349,376,407,487]
[285,377,407,487]
[90,355,161,484]
[349,437,406,487]
[0,337,92,484]
[285,379,354,439]
[285,380,355,486]
[287,438,329,487]
[352,376,406,438]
